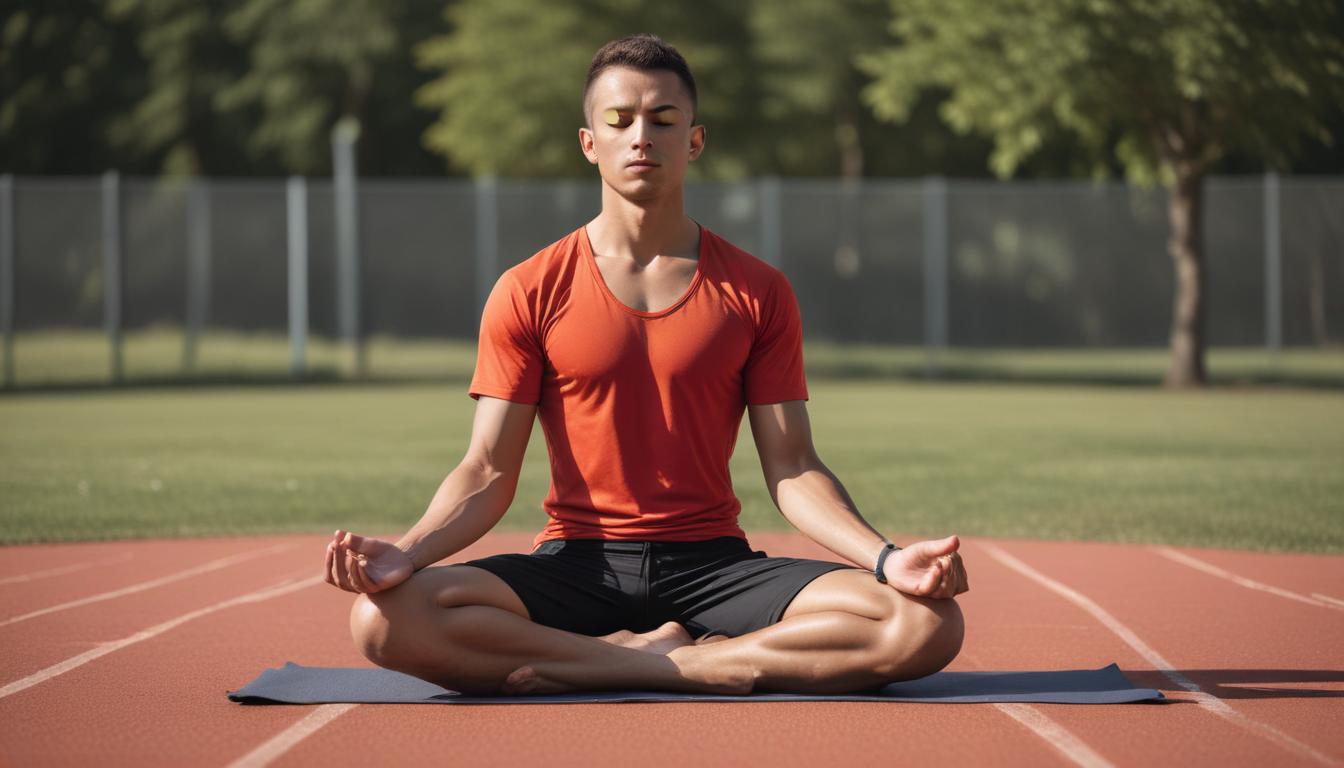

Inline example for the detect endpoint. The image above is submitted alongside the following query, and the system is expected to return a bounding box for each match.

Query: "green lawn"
[2,379,1341,552]
[7,327,1344,388]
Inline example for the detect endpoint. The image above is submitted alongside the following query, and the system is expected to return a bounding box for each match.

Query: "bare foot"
[498,623,753,696]
[501,664,570,695]
[500,650,754,697]
[594,621,694,655]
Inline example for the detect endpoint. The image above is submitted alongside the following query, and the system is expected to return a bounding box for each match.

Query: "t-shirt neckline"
[579,222,707,319]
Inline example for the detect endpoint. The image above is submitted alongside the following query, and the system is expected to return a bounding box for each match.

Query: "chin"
[604,176,665,203]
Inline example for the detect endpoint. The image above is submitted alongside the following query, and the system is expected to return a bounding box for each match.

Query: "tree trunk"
[833,111,863,279]
[1164,166,1207,387]
[1308,245,1331,347]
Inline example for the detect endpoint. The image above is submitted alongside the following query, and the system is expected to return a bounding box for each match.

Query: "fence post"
[332,117,365,377]
[475,174,499,327]
[287,176,309,378]
[102,171,124,384]
[1263,171,1282,357]
[183,178,211,373]
[922,176,949,375]
[758,175,782,269]
[1,175,13,388]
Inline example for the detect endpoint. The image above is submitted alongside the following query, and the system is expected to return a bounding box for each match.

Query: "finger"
[333,542,356,592]
[329,542,345,590]
[341,548,364,592]
[349,557,374,593]
[324,542,336,585]
[919,560,943,595]
[937,563,952,598]
[953,555,969,595]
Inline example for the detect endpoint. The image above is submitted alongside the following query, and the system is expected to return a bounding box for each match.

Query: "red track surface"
[1,533,1341,767]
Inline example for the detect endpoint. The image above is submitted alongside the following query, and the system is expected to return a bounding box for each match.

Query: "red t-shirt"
[468,225,809,549]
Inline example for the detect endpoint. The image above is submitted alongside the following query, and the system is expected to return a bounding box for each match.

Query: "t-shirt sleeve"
[743,272,809,405]
[468,270,544,404]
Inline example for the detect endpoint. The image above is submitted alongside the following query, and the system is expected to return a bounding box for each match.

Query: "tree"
[105,0,252,176]
[0,5,143,173]
[415,0,761,178]
[218,0,443,175]
[860,0,1344,386]
[752,0,892,179]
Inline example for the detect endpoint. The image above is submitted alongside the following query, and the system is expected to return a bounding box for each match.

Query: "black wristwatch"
[874,541,900,583]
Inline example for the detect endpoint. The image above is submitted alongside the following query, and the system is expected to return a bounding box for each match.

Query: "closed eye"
[601,106,684,128]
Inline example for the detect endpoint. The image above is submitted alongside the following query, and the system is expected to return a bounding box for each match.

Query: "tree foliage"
[415,0,761,178]
[218,0,402,174]
[2,1,1341,179]
[0,6,142,173]
[859,0,1344,386]
[860,0,1344,182]
[106,0,251,175]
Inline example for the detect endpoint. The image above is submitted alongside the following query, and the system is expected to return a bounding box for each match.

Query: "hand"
[880,535,970,599]
[323,529,415,594]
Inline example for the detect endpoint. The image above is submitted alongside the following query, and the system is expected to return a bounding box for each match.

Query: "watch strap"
[874,541,899,583]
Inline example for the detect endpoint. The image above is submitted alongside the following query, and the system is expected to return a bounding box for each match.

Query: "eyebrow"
[606,104,682,114]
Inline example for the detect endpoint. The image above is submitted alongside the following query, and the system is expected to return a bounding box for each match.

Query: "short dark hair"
[582,34,698,126]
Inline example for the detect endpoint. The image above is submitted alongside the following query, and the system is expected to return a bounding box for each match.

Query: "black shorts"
[455,536,856,640]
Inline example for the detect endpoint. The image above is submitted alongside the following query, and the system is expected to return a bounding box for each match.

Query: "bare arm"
[748,401,968,598]
[326,395,536,592]
[395,395,538,569]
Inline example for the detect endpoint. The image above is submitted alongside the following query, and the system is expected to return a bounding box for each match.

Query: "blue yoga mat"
[228,662,1162,705]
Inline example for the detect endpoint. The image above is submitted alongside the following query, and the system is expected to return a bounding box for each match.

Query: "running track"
[2,533,1341,767]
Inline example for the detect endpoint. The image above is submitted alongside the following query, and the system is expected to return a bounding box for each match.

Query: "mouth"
[626,160,660,169]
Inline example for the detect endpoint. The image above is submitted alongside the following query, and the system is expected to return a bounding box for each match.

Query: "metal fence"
[0,173,1340,383]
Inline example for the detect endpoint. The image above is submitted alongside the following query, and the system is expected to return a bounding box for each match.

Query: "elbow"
[763,453,825,502]
[457,454,512,489]
[765,452,824,485]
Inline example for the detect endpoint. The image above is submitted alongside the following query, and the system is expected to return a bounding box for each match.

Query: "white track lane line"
[960,650,1114,768]
[1312,593,1344,609]
[994,703,1116,768]
[0,553,135,587]
[0,572,322,700]
[1153,547,1343,612]
[225,704,359,768]
[979,543,1339,767]
[0,544,294,628]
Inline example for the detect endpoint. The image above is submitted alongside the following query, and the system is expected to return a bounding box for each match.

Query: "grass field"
[7,328,1344,388]
[2,377,1341,552]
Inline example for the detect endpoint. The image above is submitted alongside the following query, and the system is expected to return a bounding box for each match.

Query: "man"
[325,33,968,697]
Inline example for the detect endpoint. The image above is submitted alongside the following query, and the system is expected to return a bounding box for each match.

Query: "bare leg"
[354,565,959,696]
[355,597,752,695]
[502,570,963,696]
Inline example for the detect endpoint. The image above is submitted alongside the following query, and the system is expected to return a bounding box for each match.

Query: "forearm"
[771,460,891,574]
[394,461,518,570]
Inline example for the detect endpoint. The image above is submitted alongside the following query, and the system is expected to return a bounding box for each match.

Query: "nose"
[629,118,653,151]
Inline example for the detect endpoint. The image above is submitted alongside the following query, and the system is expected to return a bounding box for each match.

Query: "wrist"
[873,540,900,583]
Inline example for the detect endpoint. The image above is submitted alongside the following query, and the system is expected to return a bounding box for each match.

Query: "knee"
[874,596,964,681]
[349,583,481,676]
[350,584,434,668]
[350,593,393,665]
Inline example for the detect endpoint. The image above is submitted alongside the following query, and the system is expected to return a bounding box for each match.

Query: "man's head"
[579,34,705,202]
[582,34,698,128]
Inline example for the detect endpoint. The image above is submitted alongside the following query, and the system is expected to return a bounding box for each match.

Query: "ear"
[578,126,598,165]
[688,124,706,162]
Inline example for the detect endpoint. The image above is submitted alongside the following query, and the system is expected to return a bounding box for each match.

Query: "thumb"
[910,535,960,560]
[344,533,379,556]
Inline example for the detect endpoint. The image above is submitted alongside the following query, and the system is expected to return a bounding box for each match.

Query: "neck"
[587,182,697,267]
